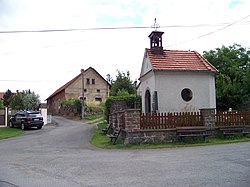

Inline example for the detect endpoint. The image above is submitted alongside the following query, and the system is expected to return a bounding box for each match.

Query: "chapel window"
[181,88,193,102]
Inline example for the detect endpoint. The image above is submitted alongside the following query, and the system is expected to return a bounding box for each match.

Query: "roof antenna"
[151,18,160,31]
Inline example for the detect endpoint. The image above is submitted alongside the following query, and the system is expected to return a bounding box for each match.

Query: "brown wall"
[47,90,65,115]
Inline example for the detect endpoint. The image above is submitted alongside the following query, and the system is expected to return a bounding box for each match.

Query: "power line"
[0,20,250,34]
[0,80,59,83]
[166,14,250,47]
[0,26,149,34]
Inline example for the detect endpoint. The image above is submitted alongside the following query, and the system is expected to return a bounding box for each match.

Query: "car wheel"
[9,121,13,128]
[37,125,42,130]
[21,123,26,130]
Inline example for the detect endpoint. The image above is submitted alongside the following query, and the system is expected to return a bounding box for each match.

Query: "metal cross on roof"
[151,18,160,31]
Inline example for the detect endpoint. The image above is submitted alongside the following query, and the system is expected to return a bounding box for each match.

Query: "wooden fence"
[140,111,250,129]
[140,112,203,129]
[215,111,250,126]
[0,109,5,125]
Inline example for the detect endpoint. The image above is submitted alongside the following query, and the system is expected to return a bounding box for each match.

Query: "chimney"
[148,31,164,55]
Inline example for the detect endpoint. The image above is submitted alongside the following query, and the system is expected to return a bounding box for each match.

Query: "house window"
[92,79,95,84]
[97,89,100,93]
[95,96,102,102]
[86,78,90,84]
[79,96,85,100]
[181,88,193,102]
[84,89,87,92]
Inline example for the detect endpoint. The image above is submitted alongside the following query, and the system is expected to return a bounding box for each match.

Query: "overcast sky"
[1,0,250,101]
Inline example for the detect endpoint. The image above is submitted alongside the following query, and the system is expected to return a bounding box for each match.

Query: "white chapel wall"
[155,71,216,113]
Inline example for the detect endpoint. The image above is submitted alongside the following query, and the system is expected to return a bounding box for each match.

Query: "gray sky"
[1,0,250,101]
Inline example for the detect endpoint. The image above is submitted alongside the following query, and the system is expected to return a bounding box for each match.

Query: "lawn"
[90,122,250,149]
[0,127,23,140]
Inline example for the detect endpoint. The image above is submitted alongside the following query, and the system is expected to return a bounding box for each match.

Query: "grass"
[90,122,250,149]
[84,114,104,120]
[90,122,115,148]
[84,114,105,124]
[0,127,23,140]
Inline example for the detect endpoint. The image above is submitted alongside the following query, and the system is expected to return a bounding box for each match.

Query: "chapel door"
[145,90,151,113]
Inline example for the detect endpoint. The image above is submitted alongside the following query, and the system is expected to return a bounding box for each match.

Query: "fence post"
[124,109,141,132]
[200,108,216,127]
[5,107,8,127]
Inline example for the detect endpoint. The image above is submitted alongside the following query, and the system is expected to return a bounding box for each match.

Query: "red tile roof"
[46,73,81,101]
[0,92,4,99]
[146,48,218,72]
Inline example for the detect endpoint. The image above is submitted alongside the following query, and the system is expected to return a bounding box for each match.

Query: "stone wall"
[111,112,122,129]
[122,129,177,144]
[109,100,128,127]
[123,109,140,132]
[59,105,79,117]
[111,108,250,144]
[110,100,127,114]
[200,108,216,127]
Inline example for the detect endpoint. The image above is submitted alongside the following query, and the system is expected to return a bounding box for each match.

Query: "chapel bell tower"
[148,18,164,55]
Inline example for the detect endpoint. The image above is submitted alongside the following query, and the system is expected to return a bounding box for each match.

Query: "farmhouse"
[139,31,219,113]
[46,67,111,115]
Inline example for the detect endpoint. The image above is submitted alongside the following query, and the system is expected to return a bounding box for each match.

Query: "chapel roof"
[146,48,219,72]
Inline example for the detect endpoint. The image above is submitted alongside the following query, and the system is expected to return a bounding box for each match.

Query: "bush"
[60,98,81,113]
[0,100,4,109]
[85,102,104,114]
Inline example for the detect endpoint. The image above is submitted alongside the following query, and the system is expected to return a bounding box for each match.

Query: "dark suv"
[9,111,44,130]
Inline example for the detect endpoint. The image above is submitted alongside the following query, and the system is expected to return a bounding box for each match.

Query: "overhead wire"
[166,14,250,47]
[0,20,250,34]
[1,14,250,56]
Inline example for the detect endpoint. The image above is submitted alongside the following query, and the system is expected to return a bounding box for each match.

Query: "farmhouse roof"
[146,49,218,73]
[46,74,81,101]
[0,92,4,99]
[46,67,111,101]
[145,48,219,73]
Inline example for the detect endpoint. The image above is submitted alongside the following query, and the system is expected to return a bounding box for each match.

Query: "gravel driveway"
[0,116,250,187]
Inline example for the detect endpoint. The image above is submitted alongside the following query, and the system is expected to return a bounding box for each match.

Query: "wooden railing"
[215,111,250,126]
[140,112,203,129]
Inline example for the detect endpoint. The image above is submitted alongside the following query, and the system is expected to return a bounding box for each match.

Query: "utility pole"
[81,69,85,119]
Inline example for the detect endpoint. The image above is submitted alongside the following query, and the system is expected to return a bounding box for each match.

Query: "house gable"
[75,67,111,102]
[139,50,153,79]
[46,66,111,114]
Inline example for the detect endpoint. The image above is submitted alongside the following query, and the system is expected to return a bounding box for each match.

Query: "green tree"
[3,89,12,107]
[9,90,24,110]
[9,90,41,110]
[203,44,250,110]
[22,90,41,110]
[0,99,4,109]
[110,70,137,96]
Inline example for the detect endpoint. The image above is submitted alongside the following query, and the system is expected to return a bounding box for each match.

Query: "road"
[0,116,250,187]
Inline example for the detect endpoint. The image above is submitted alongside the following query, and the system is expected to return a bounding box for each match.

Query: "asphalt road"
[0,116,250,187]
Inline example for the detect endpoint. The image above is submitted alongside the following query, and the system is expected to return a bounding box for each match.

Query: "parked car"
[9,111,44,130]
